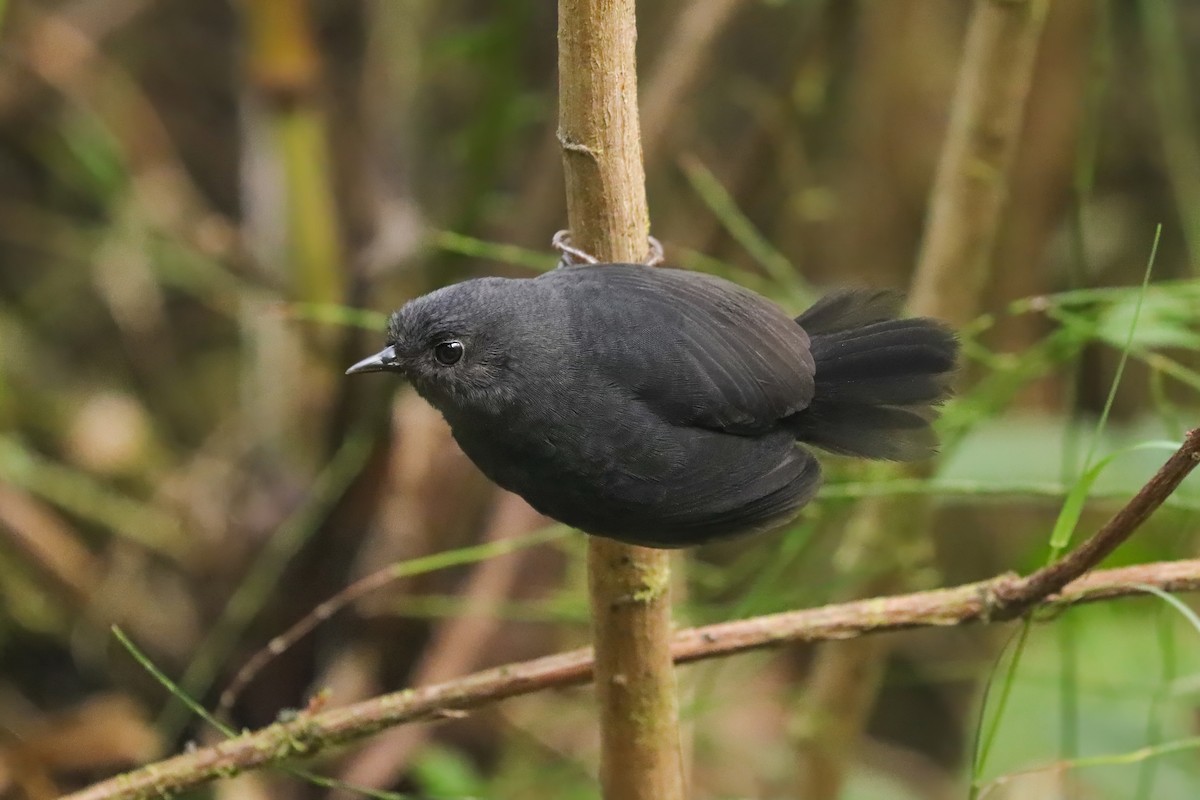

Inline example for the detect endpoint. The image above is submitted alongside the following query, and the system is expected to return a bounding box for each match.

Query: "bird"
[347,263,958,548]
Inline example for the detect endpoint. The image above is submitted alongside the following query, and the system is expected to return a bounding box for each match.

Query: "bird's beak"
[345,345,401,376]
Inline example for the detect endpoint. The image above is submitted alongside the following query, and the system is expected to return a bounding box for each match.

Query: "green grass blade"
[678,155,811,303]
[431,230,558,272]
[1133,584,1200,637]
[971,624,1035,796]
[1047,439,1181,552]
[115,626,431,799]
[384,525,567,582]
[113,625,236,737]
[280,302,389,331]
[1048,224,1161,560]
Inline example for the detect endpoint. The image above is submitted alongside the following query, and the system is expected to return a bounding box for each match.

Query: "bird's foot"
[552,230,664,267]
[644,235,664,266]
[551,230,599,267]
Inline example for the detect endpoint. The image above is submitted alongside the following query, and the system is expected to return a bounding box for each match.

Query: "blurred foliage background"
[2,1,1200,798]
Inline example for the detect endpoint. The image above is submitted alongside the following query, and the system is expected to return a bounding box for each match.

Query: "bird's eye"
[432,339,464,366]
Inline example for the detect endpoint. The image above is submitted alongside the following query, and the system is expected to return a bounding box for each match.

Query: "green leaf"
[1098,292,1200,350]
[412,744,488,797]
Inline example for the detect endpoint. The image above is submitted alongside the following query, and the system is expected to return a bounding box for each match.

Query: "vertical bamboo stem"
[236,0,344,468]
[909,0,1051,325]
[241,0,343,307]
[557,2,685,798]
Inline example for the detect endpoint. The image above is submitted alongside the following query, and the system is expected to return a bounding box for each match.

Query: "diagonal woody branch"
[992,427,1200,615]
[63,429,1200,800]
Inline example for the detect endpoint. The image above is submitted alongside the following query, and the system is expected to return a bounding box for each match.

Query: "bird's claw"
[644,235,664,266]
[551,230,599,267]
[552,230,664,268]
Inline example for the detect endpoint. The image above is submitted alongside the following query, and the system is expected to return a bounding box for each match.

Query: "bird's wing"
[549,264,815,434]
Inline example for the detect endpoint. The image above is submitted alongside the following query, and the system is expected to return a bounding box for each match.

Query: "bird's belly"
[448,408,817,547]
[451,407,679,510]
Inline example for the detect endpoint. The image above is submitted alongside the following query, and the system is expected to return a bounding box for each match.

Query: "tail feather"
[787,289,958,461]
[793,402,939,461]
[815,317,949,355]
[795,289,903,335]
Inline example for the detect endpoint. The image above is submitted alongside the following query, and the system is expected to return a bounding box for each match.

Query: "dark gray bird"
[347,264,957,548]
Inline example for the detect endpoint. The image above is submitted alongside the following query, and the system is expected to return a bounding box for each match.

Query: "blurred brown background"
[2,1,1200,798]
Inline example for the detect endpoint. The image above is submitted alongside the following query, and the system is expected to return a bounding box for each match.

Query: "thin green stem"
[971,623,1034,796]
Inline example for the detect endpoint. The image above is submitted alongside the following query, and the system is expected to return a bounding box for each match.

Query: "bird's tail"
[785,289,958,461]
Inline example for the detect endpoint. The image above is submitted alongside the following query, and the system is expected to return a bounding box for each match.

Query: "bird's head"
[345,278,525,417]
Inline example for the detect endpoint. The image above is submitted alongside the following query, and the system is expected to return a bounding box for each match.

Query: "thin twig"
[215,526,564,718]
[63,562,1200,800]
[333,496,547,794]
[63,429,1200,800]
